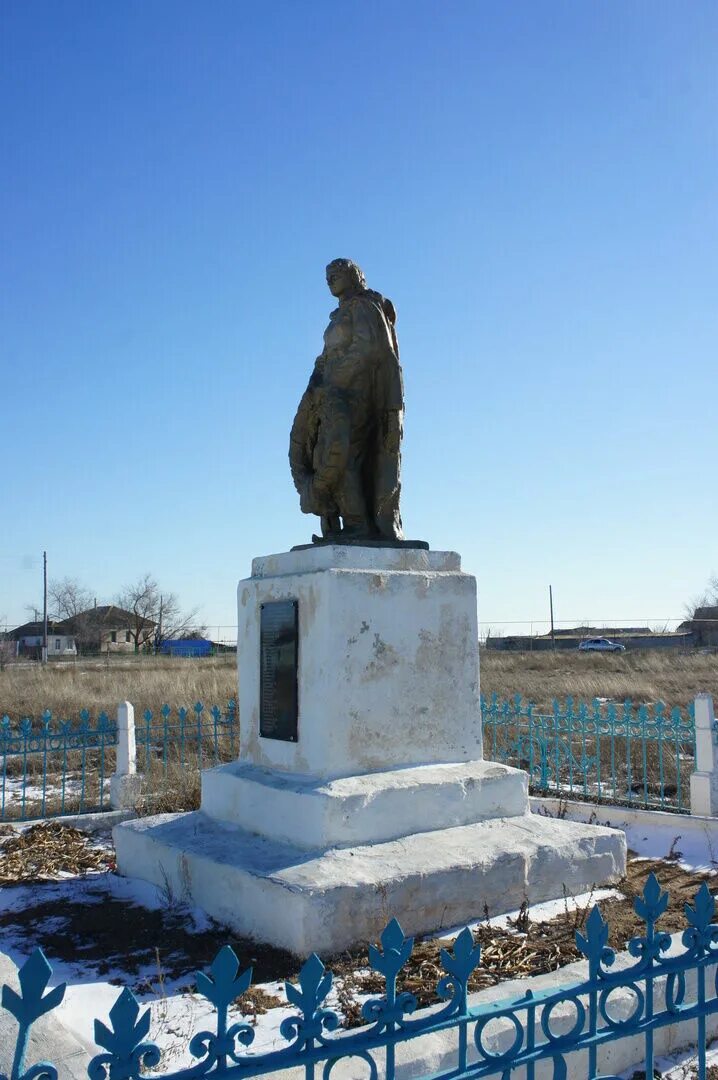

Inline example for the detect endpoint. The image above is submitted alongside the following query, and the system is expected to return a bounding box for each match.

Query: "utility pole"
[549,584,556,653]
[42,550,48,664]
[157,594,163,654]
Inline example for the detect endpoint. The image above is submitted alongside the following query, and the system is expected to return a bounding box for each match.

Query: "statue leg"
[336,473,371,537]
[335,402,374,538]
[320,513,342,539]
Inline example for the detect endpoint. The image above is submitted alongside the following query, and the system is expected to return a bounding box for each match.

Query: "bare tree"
[45,577,95,653]
[685,575,718,618]
[116,574,200,652]
[49,577,94,621]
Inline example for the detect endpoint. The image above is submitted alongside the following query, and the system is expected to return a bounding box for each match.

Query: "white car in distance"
[578,637,626,653]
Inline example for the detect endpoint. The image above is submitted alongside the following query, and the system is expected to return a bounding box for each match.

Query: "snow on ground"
[58,967,295,1066]
[1,808,717,1070]
[0,867,305,1064]
[0,775,110,808]
[533,800,718,872]
[638,1040,718,1080]
[622,818,718,872]
[0,864,628,1067]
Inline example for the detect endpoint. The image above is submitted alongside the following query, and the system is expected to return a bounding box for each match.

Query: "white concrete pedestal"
[114,546,626,955]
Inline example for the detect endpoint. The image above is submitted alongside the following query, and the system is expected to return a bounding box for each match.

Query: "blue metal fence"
[0,702,238,823]
[3,873,717,1080]
[0,696,697,822]
[0,710,117,822]
[481,694,696,812]
[136,701,238,778]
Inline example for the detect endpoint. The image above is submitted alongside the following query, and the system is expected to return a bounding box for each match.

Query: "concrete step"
[201,758,529,849]
[114,811,626,956]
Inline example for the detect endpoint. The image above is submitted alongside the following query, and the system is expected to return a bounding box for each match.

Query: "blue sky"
[2,1,716,639]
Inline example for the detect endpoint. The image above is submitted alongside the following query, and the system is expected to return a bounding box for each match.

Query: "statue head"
[326,258,366,298]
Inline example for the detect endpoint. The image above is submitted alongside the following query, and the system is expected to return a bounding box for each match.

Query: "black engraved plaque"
[259,600,298,742]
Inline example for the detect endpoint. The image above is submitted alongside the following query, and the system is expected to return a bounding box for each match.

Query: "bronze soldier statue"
[289,259,405,543]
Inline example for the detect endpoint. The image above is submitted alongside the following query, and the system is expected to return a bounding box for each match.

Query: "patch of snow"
[2,806,716,1070]
[0,868,293,1064]
[627,1038,718,1079]
[624,820,718,873]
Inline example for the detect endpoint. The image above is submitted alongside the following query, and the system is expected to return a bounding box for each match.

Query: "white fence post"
[110,701,143,811]
[690,693,717,816]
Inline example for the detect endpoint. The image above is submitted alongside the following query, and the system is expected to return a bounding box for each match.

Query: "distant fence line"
[481,694,696,813]
[484,632,697,652]
[4,874,718,1080]
[4,617,718,657]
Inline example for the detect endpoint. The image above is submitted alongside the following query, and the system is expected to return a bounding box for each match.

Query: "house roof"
[10,621,69,639]
[693,606,718,622]
[60,605,157,631]
[678,606,718,631]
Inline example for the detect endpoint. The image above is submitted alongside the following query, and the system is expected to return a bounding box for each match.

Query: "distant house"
[60,605,157,653]
[9,621,77,659]
[680,606,718,648]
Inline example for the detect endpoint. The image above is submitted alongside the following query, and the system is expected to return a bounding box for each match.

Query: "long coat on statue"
[289,288,404,541]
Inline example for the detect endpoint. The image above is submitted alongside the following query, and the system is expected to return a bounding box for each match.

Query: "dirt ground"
[0,824,714,1027]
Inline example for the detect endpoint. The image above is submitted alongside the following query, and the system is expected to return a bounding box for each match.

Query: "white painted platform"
[200,758,529,849]
[113,810,626,956]
[251,546,460,576]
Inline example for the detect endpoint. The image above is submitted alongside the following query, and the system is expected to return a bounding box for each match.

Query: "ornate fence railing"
[136,700,238,778]
[0,702,238,822]
[481,694,696,812]
[0,710,117,822]
[2,873,717,1080]
[0,695,697,821]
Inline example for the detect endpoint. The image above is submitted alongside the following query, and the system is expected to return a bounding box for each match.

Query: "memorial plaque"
[260,600,298,742]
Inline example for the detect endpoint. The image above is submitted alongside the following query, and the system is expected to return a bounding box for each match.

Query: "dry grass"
[135,761,203,816]
[1,650,715,720]
[479,649,718,711]
[0,655,238,719]
[0,822,114,883]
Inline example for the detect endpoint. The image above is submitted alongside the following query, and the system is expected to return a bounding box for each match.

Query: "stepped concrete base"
[115,545,627,956]
[113,811,626,956]
[200,758,529,850]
